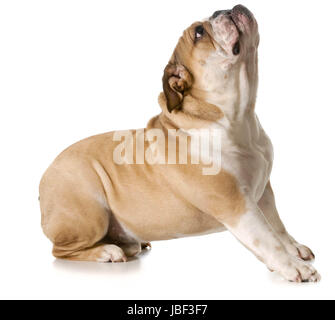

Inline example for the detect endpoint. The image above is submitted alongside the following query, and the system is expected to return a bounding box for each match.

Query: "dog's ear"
[162,63,193,113]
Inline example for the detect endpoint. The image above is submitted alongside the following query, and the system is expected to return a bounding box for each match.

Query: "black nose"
[212,10,231,19]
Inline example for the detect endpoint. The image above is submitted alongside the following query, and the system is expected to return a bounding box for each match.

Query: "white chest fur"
[208,112,273,202]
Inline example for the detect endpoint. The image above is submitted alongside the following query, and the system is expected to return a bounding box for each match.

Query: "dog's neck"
[157,58,259,133]
[194,59,259,125]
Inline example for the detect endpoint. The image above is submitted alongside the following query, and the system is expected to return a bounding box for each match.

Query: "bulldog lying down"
[40,5,320,282]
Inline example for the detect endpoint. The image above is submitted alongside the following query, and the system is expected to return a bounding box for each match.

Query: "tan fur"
[39,19,248,261]
[40,124,245,260]
[38,6,321,283]
[39,7,319,285]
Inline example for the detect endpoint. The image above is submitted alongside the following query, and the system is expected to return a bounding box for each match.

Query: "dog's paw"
[97,245,127,263]
[291,243,315,261]
[283,237,315,261]
[276,257,320,283]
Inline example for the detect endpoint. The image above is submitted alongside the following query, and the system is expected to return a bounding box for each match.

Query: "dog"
[39,5,320,282]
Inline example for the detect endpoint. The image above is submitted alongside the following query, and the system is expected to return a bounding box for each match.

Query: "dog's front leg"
[221,204,320,282]
[258,182,315,261]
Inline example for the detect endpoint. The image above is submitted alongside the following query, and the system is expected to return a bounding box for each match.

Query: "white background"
[0,0,334,300]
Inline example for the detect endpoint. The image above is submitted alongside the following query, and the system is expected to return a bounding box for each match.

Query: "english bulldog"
[39,5,320,282]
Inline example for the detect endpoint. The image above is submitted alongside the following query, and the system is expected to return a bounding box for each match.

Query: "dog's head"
[162,5,259,113]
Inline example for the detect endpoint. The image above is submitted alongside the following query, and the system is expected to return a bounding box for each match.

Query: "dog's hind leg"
[39,154,131,263]
[52,242,127,262]
[42,206,128,263]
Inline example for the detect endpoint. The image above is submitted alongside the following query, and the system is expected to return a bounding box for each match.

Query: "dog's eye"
[195,25,205,40]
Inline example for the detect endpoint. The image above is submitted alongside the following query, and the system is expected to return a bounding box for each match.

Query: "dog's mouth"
[232,5,254,20]
[229,13,241,55]
[231,5,254,32]
[210,5,255,56]
[229,13,240,32]
[229,5,255,55]
[230,6,248,55]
